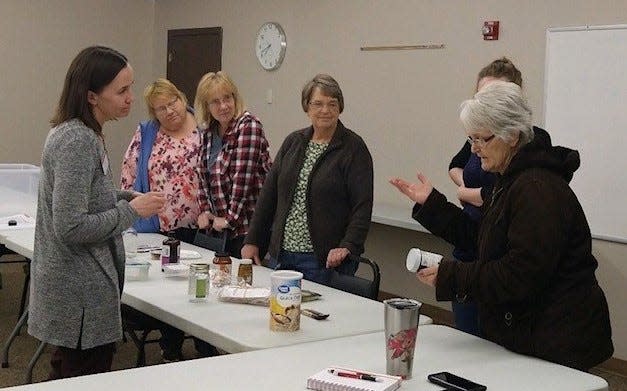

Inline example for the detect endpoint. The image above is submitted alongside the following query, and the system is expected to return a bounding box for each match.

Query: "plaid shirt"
[198,112,272,238]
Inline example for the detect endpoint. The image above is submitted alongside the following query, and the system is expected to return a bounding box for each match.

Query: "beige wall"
[1,1,625,361]
[0,0,155,179]
[152,0,627,360]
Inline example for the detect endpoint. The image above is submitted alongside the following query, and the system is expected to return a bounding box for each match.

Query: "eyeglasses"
[467,134,496,148]
[209,94,234,107]
[153,97,179,115]
[308,100,340,111]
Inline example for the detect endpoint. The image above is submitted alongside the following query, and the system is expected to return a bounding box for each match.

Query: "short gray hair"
[301,74,344,113]
[460,81,533,146]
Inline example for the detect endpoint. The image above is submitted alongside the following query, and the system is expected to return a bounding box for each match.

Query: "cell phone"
[427,372,487,391]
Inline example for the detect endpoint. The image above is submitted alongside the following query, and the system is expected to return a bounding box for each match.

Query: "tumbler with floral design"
[384,298,422,379]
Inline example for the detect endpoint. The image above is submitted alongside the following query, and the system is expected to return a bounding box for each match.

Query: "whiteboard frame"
[543,24,627,244]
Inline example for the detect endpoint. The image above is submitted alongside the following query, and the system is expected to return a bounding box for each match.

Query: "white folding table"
[123,233,431,353]
[1,325,608,391]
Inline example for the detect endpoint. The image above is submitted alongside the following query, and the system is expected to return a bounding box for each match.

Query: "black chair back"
[327,255,381,300]
[193,229,228,252]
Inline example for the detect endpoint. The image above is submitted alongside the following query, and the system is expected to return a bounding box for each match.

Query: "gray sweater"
[29,119,138,349]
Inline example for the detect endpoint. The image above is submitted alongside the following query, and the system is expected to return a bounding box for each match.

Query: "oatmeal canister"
[269,270,303,332]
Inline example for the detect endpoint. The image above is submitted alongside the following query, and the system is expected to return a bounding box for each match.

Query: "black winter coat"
[245,121,373,265]
[414,136,613,370]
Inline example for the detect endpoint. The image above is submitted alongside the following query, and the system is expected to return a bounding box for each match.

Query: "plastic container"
[0,164,40,195]
[125,261,151,281]
[0,164,40,218]
[123,228,138,258]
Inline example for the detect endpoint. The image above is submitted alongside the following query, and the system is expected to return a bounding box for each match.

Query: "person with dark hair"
[29,46,165,379]
[242,74,373,284]
[390,81,613,371]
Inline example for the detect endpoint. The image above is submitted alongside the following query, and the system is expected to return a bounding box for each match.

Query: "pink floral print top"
[121,126,204,232]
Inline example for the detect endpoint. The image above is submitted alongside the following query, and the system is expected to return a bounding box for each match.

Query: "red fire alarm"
[483,21,499,40]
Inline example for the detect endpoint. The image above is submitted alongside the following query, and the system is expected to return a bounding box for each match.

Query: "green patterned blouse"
[282,141,328,252]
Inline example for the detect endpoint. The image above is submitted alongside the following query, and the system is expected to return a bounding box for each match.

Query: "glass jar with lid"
[188,263,209,297]
[211,252,232,288]
[237,259,253,286]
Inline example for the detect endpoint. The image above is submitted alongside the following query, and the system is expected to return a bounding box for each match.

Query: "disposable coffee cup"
[269,270,303,332]
[406,248,442,273]
[384,298,422,379]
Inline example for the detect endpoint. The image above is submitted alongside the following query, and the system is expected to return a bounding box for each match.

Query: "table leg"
[1,307,28,368]
[25,341,46,384]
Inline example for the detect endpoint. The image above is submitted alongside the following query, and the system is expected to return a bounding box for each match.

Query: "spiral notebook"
[306,367,402,391]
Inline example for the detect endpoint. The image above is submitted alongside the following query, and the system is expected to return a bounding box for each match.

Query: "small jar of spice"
[211,251,232,288]
[237,259,253,286]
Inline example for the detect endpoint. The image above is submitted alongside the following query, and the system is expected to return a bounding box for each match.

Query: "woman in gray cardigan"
[29,46,165,379]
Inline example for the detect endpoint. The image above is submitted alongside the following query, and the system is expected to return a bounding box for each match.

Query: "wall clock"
[255,22,287,71]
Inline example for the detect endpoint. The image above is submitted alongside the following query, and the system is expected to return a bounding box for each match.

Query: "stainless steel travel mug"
[384,298,422,379]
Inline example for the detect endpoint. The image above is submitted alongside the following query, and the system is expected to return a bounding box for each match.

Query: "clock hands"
[260,43,271,56]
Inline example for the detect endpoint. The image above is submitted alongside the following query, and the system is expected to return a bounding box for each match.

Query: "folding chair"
[121,304,165,367]
[327,255,381,300]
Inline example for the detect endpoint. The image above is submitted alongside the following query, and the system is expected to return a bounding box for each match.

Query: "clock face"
[255,22,286,71]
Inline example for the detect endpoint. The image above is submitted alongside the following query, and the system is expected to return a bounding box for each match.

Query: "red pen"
[328,369,380,382]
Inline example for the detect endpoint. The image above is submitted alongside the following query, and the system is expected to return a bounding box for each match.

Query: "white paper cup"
[269,270,303,332]
[406,248,442,272]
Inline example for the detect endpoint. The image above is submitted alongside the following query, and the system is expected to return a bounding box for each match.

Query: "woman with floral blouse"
[120,78,211,362]
[121,78,202,243]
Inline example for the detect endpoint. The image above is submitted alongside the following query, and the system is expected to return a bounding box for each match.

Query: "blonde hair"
[194,71,245,129]
[143,78,188,120]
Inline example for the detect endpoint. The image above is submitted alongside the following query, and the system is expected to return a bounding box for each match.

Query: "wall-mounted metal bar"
[360,44,445,51]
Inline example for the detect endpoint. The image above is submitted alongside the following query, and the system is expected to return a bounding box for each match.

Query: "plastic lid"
[214,251,230,258]
[240,258,253,265]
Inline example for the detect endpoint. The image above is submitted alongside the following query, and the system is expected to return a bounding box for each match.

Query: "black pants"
[121,304,218,360]
[49,342,115,380]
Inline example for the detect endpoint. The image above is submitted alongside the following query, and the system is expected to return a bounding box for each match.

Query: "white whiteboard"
[544,25,627,244]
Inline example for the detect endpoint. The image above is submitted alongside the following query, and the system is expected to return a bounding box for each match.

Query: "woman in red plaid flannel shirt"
[194,71,272,257]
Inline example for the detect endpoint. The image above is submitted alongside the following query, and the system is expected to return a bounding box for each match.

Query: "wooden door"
[167,27,222,104]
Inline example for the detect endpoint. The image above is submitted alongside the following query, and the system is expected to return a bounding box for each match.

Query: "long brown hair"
[51,46,128,134]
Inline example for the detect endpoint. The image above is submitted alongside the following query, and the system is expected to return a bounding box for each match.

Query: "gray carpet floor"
[2,254,626,389]
[0,256,199,388]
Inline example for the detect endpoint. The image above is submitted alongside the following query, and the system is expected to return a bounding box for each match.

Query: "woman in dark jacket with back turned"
[390,81,612,371]
[242,74,373,284]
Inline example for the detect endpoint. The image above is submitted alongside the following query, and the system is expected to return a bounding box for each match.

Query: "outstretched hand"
[389,172,434,205]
